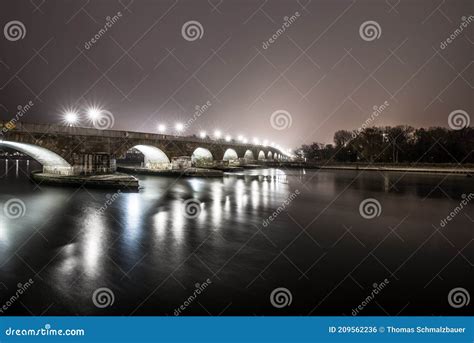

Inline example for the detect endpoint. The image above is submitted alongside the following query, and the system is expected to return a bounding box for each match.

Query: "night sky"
[0,0,472,149]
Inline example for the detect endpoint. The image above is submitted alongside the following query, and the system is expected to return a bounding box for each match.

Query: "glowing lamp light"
[158,124,166,133]
[175,123,184,132]
[253,138,260,145]
[87,107,101,120]
[237,135,244,141]
[199,131,207,139]
[64,111,79,126]
[225,135,231,142]
[214,130,222,139]
[243,138,248,144]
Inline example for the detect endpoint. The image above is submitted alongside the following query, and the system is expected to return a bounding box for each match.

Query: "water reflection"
[0,159,472,315]
[82,210,107,277]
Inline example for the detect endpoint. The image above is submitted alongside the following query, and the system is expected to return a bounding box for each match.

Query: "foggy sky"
[0,0,472,149]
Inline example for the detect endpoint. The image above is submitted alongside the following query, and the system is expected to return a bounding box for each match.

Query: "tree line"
[295,126,473,164]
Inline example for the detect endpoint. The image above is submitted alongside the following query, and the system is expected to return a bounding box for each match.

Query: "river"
[0,159,472,315]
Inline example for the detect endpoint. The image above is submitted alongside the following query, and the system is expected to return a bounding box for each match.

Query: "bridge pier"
[42,166,75,176]
[72,153,117,175]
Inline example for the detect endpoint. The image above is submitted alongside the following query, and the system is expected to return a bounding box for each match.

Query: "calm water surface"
[0,159,472,315]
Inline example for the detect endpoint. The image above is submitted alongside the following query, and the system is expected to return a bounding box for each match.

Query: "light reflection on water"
[0,159,472,315]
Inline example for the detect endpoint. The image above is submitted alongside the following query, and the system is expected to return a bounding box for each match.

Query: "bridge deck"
[2,122,266,150]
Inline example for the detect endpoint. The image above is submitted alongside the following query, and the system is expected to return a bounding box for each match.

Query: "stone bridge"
[0,122,288,175]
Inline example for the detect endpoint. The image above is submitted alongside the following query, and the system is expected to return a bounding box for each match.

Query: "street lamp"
[214,130,222,139]
[199,131,207,139]
[63,111,79,126]
[225,135,231,142]
[157,124,166,133]
[87,107,101,120]
[175,123,184,134]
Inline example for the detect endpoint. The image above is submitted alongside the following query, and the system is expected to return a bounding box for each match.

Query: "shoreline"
[315,164,473,175]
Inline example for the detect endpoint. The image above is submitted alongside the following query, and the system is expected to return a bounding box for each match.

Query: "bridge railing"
[7,122,283,154]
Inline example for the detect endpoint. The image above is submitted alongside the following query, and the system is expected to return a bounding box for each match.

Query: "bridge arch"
[222,148,238,161]
[267,151,273,160]
[133,145,171,170]
[192,147,213,167]
[243,150,254,160]
[0,141,73,175]
[257,150,266,161]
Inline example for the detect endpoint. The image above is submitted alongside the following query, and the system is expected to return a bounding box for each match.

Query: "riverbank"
[32,172,140,190]
[317,164,473,175]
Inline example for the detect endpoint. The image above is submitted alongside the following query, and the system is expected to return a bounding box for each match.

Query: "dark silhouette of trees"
[295,126,473,164]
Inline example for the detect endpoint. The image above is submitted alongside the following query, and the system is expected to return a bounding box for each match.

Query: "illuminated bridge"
[0,122,288,176]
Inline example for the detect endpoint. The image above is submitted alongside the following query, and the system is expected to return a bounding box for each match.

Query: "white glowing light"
[253,138,260,145]
[225,135,231,142]
[214,130,222,139]
[175,123,184,132]
[64,111,79,126]
[199,131,207,139]
[237,135,244,141]
[157,124,166,133]
[243,138,248,144]
[87,107,101,120]
[263,140,268,146]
